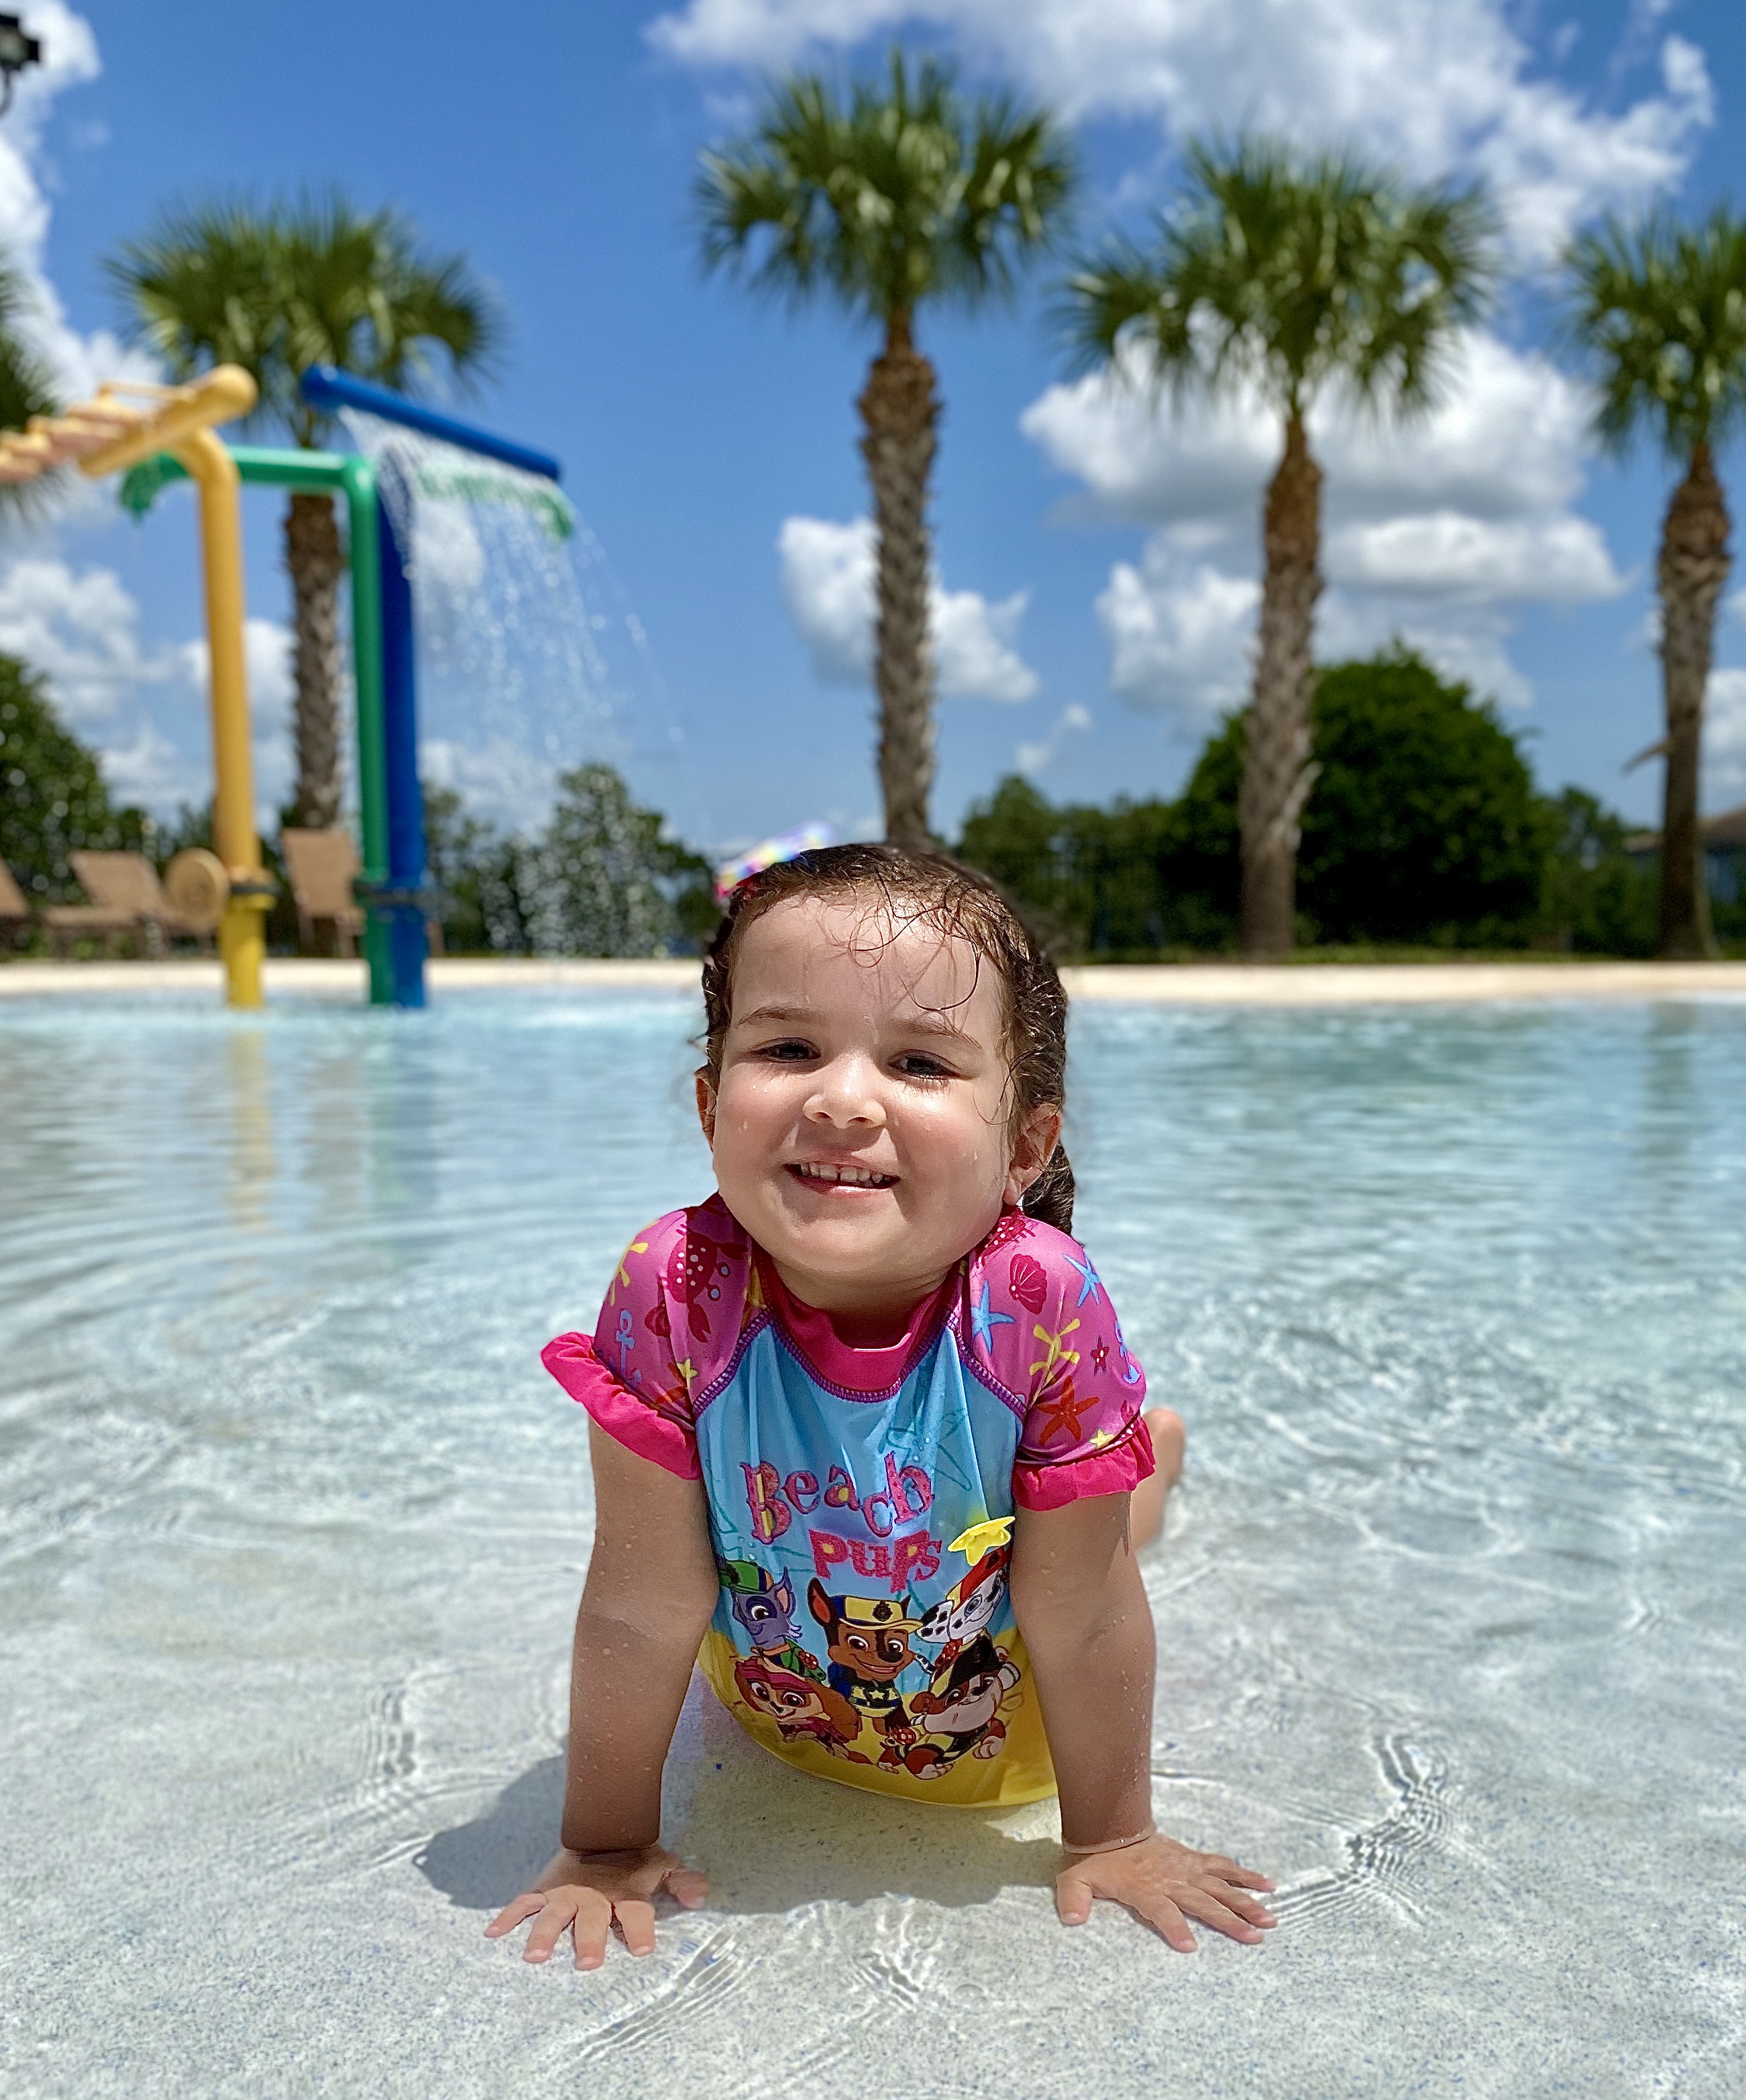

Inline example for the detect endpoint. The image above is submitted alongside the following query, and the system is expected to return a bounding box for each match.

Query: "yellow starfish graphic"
[1028,1317,1081,1380]
[610,1236,651,1303]
[948,1516,1015,1558]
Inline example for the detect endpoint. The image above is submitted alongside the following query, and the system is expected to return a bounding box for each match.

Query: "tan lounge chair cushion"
[280,829,365,928]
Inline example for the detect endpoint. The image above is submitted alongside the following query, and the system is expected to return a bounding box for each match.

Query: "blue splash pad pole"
[375,458,427,1009]
[299,365,565,1009]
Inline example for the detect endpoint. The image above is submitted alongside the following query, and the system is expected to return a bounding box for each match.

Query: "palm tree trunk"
[859,311,939,852]
[284,490,346,832]
[1656,442,1728,961]
[1239,408,1323,957]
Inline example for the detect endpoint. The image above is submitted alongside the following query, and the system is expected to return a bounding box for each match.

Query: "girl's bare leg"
[1130,1408,1185,1549]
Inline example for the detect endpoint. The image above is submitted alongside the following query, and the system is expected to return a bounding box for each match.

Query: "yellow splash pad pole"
[70,368,270,1007]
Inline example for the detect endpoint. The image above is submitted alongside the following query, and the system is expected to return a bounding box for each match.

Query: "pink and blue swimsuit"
[543,1195,1152,1807]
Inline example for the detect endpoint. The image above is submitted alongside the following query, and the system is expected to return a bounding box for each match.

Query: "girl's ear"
[1002,1102,1062,1207]
[695,1069,718,1147]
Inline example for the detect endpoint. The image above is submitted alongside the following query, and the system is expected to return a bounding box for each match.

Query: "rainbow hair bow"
[713,822,836,905]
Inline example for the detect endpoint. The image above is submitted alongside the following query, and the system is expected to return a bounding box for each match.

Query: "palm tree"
[0,255,61,513]
[698,50,1075,850]
[1065,138,1496,955]
[107,196,500,830]
[1564,206,1746,961]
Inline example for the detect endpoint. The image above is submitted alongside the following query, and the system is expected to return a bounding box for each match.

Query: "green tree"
[529,763,712,956]
[1064,137,1496,955]
[698,52,1075,849]
[106,195,500,831]
[0,657,146,918]
[422,781,500,954]
[1539,787,1658,957]
[957,774,1182,956]
[1563,205,1746,960]
[0,256,59,508]
[1164,649,1553,946]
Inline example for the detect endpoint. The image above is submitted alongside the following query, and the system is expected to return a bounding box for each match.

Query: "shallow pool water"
[2,989,1741,2098]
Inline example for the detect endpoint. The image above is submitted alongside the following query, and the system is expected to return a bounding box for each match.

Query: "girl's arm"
[486,1423,720,1968]
[1010,1492,1276,1952]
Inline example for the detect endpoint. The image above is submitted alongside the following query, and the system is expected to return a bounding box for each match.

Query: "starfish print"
[1028,1318,1082,1381]
[1031,1376,1089,1447]
[971,1282,1016,1348]
[1065,1250,1103,1307]
[674,1356,697,1388]
[610,1237,651,1303]
[1091,1339,1110,1372]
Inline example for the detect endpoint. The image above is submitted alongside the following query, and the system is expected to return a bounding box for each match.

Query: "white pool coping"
[4,954,1746,1003]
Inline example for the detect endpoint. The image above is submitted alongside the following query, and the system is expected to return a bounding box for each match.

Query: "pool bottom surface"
[1,991,1741,2098]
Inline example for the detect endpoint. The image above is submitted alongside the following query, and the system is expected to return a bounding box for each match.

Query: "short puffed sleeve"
[964,1211,1154,1512]
[540,1197,751,1480]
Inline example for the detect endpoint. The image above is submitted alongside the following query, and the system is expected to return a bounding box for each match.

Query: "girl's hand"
[1056,1834,1276,1952]
[484,1844,709,1969]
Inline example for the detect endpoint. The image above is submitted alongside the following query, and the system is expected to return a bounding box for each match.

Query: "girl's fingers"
[484,1890,547,1938]
[1221,1865,1277,1892]
[522,1895,580,1965]
[1055,1871,1094,1926]
[1132,1894,1196,1953]
[1180,1890,1265,1944]
[570,1891,615,1971]
[663,1867,711,1909]
[613,1898,659,1956]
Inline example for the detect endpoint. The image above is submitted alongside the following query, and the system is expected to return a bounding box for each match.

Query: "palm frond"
[695,46,1075,328]
[1060,133,1498,419]
[1561,202,1746,459]
[105,189,504,448]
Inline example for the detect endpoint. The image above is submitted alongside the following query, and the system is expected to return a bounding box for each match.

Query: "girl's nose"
[804,1054,887,1128]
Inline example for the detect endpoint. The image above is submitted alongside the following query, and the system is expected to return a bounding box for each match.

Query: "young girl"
[486,846,1276,1968]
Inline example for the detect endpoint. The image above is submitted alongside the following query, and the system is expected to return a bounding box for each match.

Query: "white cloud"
[1097,551,1256,725]
[1015,700,1093,779]
[1024,331,1605,533]
[0,553,300,820]
[0,556,175,724]
[0,7,157,406]
[1329,513,1617,604]
[651,0,1710,258]
[777,514,1039,700]
[180,618,297,822]
[1025,329,1625,718]
[1705,669,1746,810]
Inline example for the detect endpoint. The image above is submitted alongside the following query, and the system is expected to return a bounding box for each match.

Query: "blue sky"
[4,0,1746,852]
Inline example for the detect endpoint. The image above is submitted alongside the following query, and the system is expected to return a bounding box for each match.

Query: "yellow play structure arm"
[72,368,270,1006]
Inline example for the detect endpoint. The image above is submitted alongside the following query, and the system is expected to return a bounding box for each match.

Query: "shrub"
[0,657,147,935]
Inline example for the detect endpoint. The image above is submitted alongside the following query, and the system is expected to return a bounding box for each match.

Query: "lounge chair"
[42,850,211,958]
[1,858,32,946]
[280,828,366,957]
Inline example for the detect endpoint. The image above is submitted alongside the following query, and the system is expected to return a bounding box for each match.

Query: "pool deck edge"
[4,955,1746,1003]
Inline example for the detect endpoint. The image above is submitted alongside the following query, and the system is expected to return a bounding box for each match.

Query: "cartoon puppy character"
[733,1654,869,1762]
[807,1582,922,1748]
[719,1558,805,1661]
[918,1545,1010,1673]
[897,1634,1021,1779]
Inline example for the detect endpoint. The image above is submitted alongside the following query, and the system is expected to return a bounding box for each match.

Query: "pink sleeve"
[540,1205,744,1481]
[967,1213,1154,1512]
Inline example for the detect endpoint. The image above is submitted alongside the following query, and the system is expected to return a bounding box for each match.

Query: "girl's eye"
[759,1039,817,1062]
[895,1053,953,1081]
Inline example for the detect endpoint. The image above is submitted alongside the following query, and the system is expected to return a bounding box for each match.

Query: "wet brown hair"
[699,843,1075,1233]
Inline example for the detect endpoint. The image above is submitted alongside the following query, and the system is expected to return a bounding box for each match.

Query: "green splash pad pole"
[125,446,392,1005]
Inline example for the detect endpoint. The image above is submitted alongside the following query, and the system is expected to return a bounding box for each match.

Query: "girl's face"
[698,893,1060,1323]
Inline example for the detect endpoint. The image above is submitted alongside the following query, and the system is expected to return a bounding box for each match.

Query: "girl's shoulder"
[604,1194,755,1373]
[961,1209,1140,1400]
